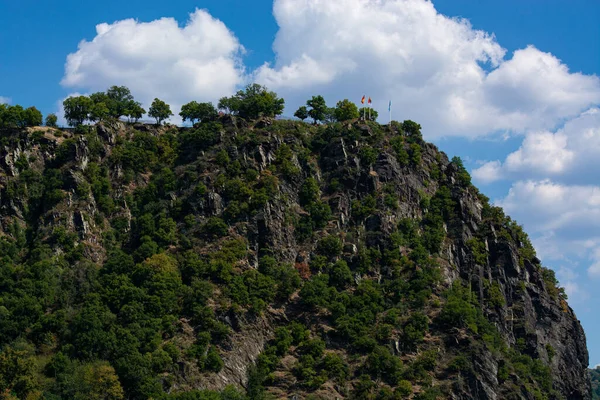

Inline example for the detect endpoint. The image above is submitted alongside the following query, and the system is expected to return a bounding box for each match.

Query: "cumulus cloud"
[61,9,245,120]
[254,0,600,138]
[497,179,600,234]
[472,160,502,184]
[473,108,600,183]
[494,179,600,279]
[0,96,11,104]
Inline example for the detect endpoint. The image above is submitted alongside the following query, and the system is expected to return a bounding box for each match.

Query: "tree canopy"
[45,113,58,127]
[0,104,43,128]
[148,98,173,125]
[180,101,218,124]
[294,106,309,121]
[218,84,284,120]
[334,99,359,122]
[64,96,93,126]
[306,95,328,124]
[106,85,134,118]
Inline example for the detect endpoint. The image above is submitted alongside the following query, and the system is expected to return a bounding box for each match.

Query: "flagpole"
[361,95,365,121]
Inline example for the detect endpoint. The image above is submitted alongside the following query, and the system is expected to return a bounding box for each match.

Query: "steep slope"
[590,368,600,399]
[0,118,592,399]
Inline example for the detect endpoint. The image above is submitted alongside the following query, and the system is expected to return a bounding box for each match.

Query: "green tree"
[148,98,173,125]
[219,84,284,120]
[0,346,38,398]
[180,101,201,124]
[180,101,218,124]
[106,85,135,118]
[0,104,23,127]
[0,103,7,127]
[334,99,359,121]
[64,95,93,126]
[403,120,422,140]
[294,105,309,121]
[306,95,327,123]
[90,102,110,122]
[324,107,336,123]
[125,100,145,123]
[451,156,471,187]
[217,96,241,115]
[22,106,43,127]
[90,92,110,106]
[45,113,58,127]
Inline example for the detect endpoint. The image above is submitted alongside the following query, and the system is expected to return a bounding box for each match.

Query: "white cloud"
[494,179,600,280]
[588,261,600,277]
[497,180,600,233]
[472,160,502,184]
[473,108,600,183]
[0,96,11,104]
[254,0,600,138]
[61,9,245,121]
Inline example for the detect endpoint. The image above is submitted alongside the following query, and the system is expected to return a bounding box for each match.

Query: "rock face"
[0,119,592,399]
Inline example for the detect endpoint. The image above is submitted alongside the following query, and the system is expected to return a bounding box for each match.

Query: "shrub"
[307,201,332,229]
[409,143,422,165]
[466,237,487,265]
[448,355,471,374]
[299,177,320,206]
[300,275,332,308]
[363,346,403,385]
[316,235,343,258]
[396,380,413,397]
[202,217,228,239]
[319,353,348,382]
[438,283,478,332]
[359,146,378,166]
[451,156,471,187]
[327,260,353,289]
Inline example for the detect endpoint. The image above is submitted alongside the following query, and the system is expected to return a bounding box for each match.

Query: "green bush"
[300,275,333,308]
[409,143,422,165]
[359,146,378,166]
[363,345,403,385]
[352,194,377,221]
[202,217,229,239]
[300,177,320,206]
[327,260,353,290]
[316,235,343,258]
[391,137,409,166]
[466,237,487,265]
[448,355,471,374]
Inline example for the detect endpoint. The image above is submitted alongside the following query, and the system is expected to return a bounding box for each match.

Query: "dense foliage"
[218,84,284,120]
[0,85,574,400]
[0,103,43,128]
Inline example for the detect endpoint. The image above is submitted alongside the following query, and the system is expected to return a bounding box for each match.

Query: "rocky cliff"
[0,118,591,399]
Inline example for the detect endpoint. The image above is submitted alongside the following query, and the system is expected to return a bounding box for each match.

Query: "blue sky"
[1,0,599,366]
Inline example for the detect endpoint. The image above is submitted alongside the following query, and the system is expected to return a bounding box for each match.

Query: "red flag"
[368,97,372,104]
[361,95,365,104]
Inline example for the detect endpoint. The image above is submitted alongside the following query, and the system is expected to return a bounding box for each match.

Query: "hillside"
[591,367,600,399]
[0,109,592,398]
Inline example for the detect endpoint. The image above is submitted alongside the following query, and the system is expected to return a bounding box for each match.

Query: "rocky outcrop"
[0,119,591,399]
